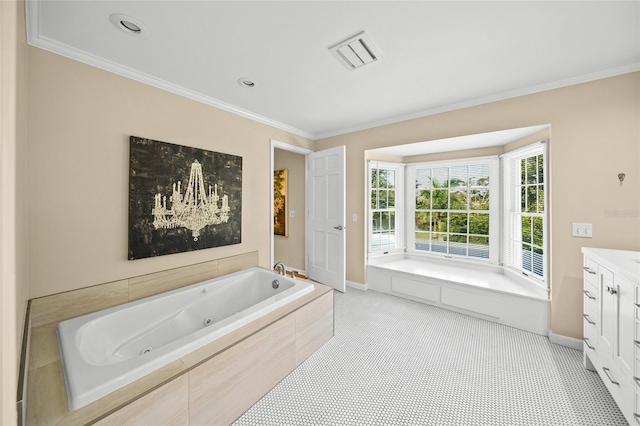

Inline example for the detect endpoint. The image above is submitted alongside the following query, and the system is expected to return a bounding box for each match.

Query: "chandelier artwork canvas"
[128,136,242,260]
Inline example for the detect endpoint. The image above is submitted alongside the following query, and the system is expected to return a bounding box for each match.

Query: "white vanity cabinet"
[582,248,640,425]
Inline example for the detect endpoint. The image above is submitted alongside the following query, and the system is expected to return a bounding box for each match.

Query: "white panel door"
[307,146,345,292]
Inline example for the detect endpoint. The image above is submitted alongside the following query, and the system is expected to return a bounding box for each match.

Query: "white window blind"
[500,142,547,284]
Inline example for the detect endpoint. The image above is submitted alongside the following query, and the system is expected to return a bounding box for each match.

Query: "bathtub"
[57,267,314,410]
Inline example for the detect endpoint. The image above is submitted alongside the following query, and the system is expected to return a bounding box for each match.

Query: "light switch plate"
[572,223,593,238]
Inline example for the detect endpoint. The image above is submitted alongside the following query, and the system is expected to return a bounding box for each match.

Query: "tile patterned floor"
[235,289,628,426]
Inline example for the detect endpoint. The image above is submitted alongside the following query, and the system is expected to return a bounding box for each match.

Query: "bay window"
[367,141,547,285]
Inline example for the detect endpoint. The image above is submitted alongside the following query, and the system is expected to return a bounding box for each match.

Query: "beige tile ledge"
[26,280,333,425]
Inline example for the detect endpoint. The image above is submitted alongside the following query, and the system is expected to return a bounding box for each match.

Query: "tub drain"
[140,346,153,355]
[203,317,213,327]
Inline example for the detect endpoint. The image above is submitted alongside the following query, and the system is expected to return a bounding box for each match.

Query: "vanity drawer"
[635,387,640,425]
[583,257,599,287]
[583,303,598,331]
[584,313,598,354]
[583,287,598,309]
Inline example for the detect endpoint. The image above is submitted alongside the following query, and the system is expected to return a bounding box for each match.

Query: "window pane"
[432,212,448,233]
[387,170,396,189]
[533,217,543,247]
[520,186,527,211]
[388,189,395,208]
[371,169,378,188]
[371,190,377,209]
[415,212,431,232]
[526,186,537,213]
[520,159,526,185]
[522,245,532,272]
[521,216,532,244]
[469,236,489,258]
[432,167,449,188]
[526,156,537,184]
[450,166,467,187]
[416,190,431,209]
[416,168,431,189]
[469,213,489,235]
[432,232,447,253]
[372,212,380,232]
[470,189,489,210]
[370,233,381,251]
[469,164,489,186]
[379,190,388,209]
[381,212,389,230]
[533,247,544,277]
[379,170,388,188]
[432,190,449,209]
[450,188,467,210]
[537,186,544,213]
[449,234,468,256]
[415,232,430,251]
[449,213,468,233]
[538,154,544,184]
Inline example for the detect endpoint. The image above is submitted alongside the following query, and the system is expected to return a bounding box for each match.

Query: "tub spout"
[273,262,286,275]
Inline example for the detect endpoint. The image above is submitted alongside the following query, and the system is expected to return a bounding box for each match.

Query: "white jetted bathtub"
[57,267,314,410]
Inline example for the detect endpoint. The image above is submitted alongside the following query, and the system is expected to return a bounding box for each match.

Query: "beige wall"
[1,0,29,424]
[27,47,313,299]
[274,149,306,271]
[316,73,640,339]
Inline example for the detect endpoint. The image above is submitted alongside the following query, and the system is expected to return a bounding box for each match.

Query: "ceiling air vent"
[329,31,382,70]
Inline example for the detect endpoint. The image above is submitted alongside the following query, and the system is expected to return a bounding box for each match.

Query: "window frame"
[367,161,405,256]
[500,142,548,287]
[405,156,500,264]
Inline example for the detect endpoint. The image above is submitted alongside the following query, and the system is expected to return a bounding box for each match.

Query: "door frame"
[270,139,313,271]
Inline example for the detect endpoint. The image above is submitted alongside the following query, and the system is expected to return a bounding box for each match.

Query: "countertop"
[582,247,640,286]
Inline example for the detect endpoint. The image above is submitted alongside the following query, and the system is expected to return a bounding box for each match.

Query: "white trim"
[347,280,368,291]
[269,140,313,270]
[314,63,640,140]
[26,0,314,140]
[548,330,582,350]
[27,0,640,142]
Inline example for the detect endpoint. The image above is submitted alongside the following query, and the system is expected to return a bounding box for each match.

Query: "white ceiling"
[27,1,640,140]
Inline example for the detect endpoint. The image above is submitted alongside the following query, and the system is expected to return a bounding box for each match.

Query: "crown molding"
[25,1,315,141]
[25,0,640,143]
[314,63,640,140]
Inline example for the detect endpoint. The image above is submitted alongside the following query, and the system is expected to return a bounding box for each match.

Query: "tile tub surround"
[21,251,335,425]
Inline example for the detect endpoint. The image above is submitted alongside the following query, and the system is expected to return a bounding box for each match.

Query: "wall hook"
[618,173,625,186]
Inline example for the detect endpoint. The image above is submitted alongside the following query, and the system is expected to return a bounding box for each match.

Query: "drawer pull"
[583,290,596,300]
[634,376,640,386]
[602,367,619,385]
[583,266,596,275]
[583,338,595,350]
[582,314,595,325]
[606,286,618,295]
[635,340,640,348]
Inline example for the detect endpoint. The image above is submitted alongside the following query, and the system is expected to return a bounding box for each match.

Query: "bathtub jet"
[57,267,314,410]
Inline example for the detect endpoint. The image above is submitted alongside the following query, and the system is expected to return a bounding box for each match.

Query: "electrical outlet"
[572,223,593,238]
[289,210,295,218]
[352,213,358,222]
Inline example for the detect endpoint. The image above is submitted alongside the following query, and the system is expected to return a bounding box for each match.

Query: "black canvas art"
[128,136,242,260]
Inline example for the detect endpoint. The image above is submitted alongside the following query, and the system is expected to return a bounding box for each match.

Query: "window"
[408,158,498,261]
[366,142,548,286]
[368,161,403,254]
[501,143,547,282]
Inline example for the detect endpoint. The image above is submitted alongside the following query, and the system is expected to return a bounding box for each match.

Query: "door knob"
[333,225,344,231]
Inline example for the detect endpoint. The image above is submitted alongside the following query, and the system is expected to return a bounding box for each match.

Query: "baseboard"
[347,280,368,291]
[548,330,583,350]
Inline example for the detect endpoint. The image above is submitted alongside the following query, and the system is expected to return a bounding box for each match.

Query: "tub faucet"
[273,262,286,275]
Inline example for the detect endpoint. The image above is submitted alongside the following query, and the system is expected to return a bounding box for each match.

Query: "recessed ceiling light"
[109,13,149,37]
[237,78,258,88]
